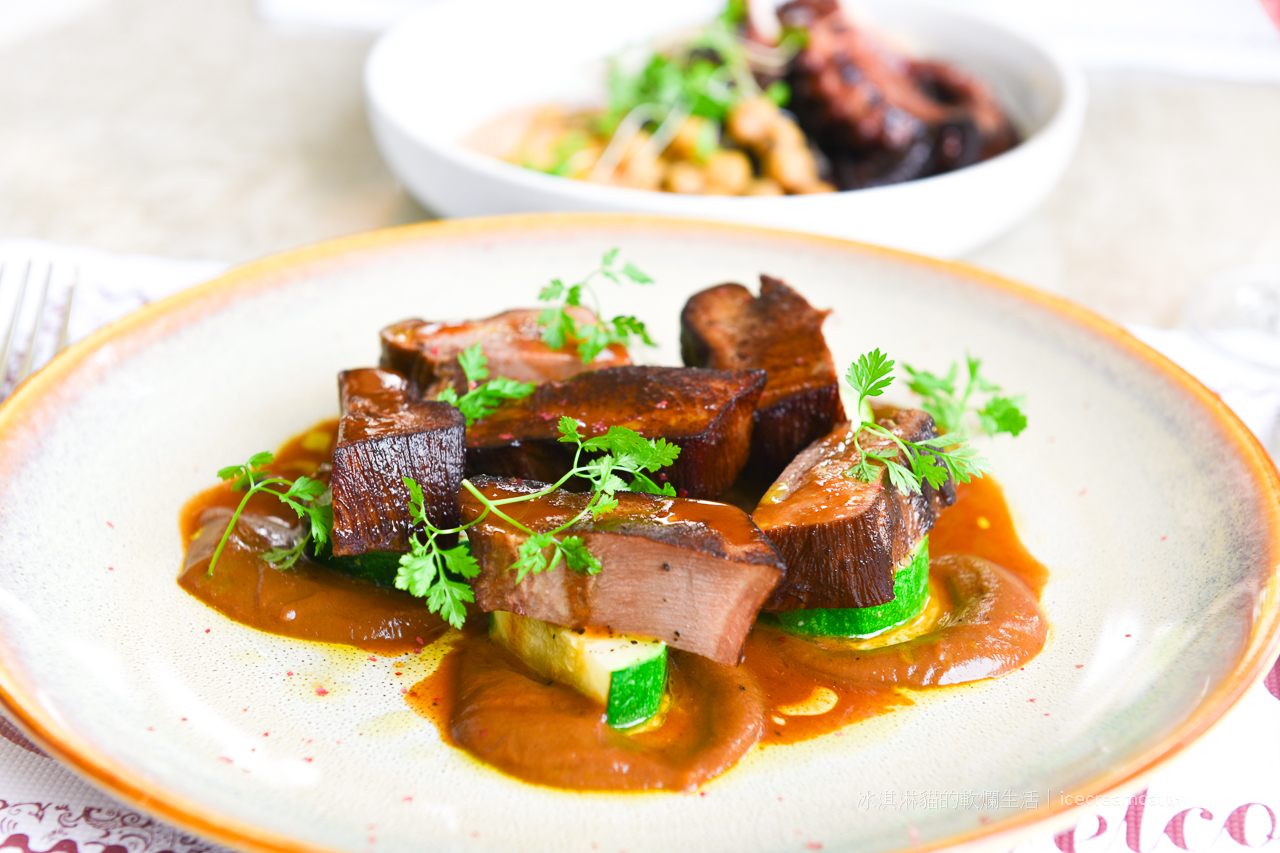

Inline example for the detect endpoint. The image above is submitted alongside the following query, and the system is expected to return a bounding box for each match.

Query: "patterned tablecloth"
[0,240,1277,853]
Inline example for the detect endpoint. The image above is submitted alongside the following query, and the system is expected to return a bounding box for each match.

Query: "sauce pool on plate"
[179,420,1047,791]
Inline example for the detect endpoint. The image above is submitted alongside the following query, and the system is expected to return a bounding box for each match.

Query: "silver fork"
[0,262,77,402]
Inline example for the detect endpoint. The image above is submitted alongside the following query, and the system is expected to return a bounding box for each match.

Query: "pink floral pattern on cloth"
[0,715,232,853]
[1265,656,1280,702]
[0,799,222,853]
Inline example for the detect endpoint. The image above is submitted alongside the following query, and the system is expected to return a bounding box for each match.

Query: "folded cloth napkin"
[0,240,1277,851]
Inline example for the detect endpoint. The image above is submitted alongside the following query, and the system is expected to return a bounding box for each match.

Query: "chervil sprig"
[394,478,481,629]
[208,452,333,575]
[436,343,535,425]
[902,354,1027,437]
[393,420,681,627]
[843,349,992,495]
[537,249,656,363]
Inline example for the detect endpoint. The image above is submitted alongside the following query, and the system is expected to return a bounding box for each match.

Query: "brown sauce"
[179,424,1047,791]
[178,419,448,655]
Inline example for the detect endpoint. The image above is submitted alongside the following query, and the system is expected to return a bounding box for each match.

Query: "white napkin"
[0,240,1278,851]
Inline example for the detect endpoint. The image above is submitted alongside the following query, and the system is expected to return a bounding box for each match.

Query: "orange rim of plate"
[0,212,1277,853]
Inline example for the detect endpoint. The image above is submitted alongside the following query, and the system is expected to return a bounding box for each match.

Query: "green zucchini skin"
[607,648,668,729]
[774,536,930,638]
[310,546,403,588]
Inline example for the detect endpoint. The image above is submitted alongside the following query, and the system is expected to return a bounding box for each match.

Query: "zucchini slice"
[774,535,930,638]
[490,611,667,729]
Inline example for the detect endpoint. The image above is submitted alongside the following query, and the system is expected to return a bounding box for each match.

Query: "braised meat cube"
[466,366,766,500]
[330,368,465,556]
[753,409,955,611]
[681,274,844,479]
[380,308,629,398]
[461,477,785,666]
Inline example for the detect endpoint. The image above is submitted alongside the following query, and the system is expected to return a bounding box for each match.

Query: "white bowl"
[364,0,1087,258]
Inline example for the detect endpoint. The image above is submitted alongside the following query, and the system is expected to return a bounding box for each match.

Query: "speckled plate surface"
[0,215,1277,853]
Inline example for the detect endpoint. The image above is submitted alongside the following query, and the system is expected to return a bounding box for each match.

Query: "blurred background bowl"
[364,0,1087,259]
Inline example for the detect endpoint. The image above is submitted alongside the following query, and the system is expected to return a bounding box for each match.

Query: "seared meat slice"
[330,368,465,556]
[461,477,784,666]
[681,275,844,479]
[753,409,955,611]
[467,366,766,500]
[380,308,630,398]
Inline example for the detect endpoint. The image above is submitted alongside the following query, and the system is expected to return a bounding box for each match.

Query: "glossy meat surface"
[380,308,629,398]
[331,368,465,556]
[467,365,767,499]
[680,275,844,479]
[461,477,784,666]
[753,409,955,610]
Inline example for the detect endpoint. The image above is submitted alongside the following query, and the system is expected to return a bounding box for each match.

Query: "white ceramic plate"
[0,215,1277,853]
[364,0,1086,258]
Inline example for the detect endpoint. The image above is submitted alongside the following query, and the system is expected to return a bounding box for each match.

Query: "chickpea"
[622,155,665,191]
[617,130,653,171]
[765,143,821,193]
[768,115,807,150]
[744,177,785,196]
[666,116,711,162]
[663,160,708,194]
[792,179,838,195]
[704,149,753,195]
[726,96,780,151]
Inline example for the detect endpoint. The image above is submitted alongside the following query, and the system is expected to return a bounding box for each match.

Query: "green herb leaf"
[621,263,653,284]
[457,342,489,384]
[980,396,1028,437]
[560,535,602,574]
[904,355,1027,438]
[536,251,657,363]
[765,79,791,107]
[841,351,999,495]
[846,349,895,405]
[582,426,680,471]
[719,0,747,26]
[206,452,334,578]
[436,346,535,425]
[557,415,584,444]
[514,532,554,582]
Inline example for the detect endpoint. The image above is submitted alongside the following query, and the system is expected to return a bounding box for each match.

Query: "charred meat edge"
[330,367,465,556]
[754,408,955,611]
[680,274,844,480]
[466,365,767,500]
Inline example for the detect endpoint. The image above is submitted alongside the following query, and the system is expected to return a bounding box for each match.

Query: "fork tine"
[1,261,33,387]
[56,268,78,354]
[16,265,54,386]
